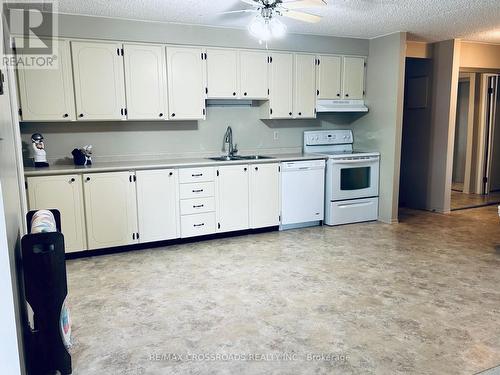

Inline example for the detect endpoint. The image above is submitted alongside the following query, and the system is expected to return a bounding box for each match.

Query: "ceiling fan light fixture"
[269,17,287,38]
[248,15,272,41]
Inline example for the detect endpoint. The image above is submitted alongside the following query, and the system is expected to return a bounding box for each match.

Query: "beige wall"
[351,32,407,223]
[460,41,500,70]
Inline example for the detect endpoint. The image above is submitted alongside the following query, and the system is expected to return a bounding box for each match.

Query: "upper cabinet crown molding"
[16,38,76,121]
[71,40,127,121]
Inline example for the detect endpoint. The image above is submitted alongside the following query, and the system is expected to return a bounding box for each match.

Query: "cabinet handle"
[70,178,75,182]
[317,90,319,96]
[171,113,176,117]
[86,177,90,182]
[255,167,258,171]
[132,233,136,240]
[193,223,205,227]
[159,113,163,117]
[192,189,203,193]
[244,92,247,96]
[233,92,236,96]
[298,112,302,116]
[345,94,349,97]
[169,172,173,176]
[337,93,340,97]
[79,113,84,118]
[192,173,203,177]
[63,113,69,118]
[244,167,247,171]
[289,112,292,116]
[193,204,204,208]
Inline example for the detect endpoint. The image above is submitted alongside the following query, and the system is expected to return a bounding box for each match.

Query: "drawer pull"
[193,223,205,227]
[191,173,203,177]
[193,204,204,208]
[192,189,204,193]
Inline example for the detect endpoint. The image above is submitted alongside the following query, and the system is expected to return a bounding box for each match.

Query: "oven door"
[329,156,379,201]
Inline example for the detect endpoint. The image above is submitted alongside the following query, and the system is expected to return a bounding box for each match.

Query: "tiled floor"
[451,190,500,210]
[67,206,500,375]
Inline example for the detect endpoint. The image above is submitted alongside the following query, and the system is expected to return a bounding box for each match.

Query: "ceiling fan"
[222,0,327,41]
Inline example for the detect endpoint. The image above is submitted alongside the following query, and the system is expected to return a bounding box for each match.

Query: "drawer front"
[180,197,215,215]
[179,167,215,183]
[179,182,215,199]
[181,212,216,238]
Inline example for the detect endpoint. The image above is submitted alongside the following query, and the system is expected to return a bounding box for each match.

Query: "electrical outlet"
[273,131,279,141]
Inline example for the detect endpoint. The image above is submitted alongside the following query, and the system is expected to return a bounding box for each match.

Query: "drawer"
[180,197,215,215]
[181,212,216,238]
[179,182,215,199]
[179,167,215,183]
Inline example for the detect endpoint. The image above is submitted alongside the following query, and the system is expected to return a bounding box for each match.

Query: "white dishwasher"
[280,159,326,230]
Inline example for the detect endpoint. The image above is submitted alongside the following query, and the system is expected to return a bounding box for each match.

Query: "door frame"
[458,73,476,194]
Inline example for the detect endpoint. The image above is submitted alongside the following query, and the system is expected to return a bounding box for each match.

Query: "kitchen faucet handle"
[233,144,238,154]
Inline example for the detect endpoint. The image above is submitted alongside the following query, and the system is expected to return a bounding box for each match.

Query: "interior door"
[269,52,294,119]
[123,43,168,120]
[27,174,86,252]
[216,165,249,232]
[239,50,268,99]
[294,54,316,119]
[206,48,238,98]
[17,38,76,121]
[249,163,280,228]
[343,56,365,100]
[71,41,126,120]
[316,55,342,100]
[136,169,179,242]
[83,171,138,250]
[166,46,206,120]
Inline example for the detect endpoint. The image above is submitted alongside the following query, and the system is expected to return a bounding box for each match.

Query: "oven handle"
[332,158,379,164]
[337,200,374,208]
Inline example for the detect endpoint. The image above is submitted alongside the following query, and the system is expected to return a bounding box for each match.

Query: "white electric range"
[304,130,380,226]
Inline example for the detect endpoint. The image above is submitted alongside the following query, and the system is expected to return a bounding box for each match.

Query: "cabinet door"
[269,52,294,119]
[71,41,126,120]
[27,175,86,252]
[294,54,316,119]
[83,172,138,250]
[17,39,76,121]
[206,48,238,99]
[136,169,179,242]
[239,50,268,99]
[166,46,206,120]
[316,55,342,100]
[216,165,249,233]
[343,56,365,100]
[123,44,168,120]
[249,163,280,229]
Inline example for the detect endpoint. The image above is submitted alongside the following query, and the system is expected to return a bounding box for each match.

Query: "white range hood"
[316,99,368,113]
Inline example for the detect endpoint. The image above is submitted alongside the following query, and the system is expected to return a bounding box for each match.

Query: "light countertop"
[24,153,327,176]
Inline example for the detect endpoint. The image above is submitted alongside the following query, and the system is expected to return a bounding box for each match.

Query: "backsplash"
[20,105,364,165]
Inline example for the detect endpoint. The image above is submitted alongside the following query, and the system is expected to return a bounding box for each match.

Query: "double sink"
[207,155,274,162]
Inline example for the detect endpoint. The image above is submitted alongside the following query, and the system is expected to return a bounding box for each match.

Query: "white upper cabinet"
[239,50,268,99]
[123,44,168,120]
[342,56,365,100]
[166,46,206,120]
[267,52,294,119]
[71,41,126,121]
[316,55,342,100]
[249,163,280,229]
[216,164,249,233]
[83,171,138,250]
[17,39,76,121]
[136,169,179,242]
[294,54,316,119]
[206,48,239,99]
[27,174,86,252]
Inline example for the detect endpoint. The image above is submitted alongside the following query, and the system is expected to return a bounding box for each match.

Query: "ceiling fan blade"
[282,10,322,23]
[282,0,327,9]
[220,9,258,15]
[241,0,261,7]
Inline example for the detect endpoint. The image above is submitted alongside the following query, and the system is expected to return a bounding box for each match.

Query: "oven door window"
[340,166,371,190]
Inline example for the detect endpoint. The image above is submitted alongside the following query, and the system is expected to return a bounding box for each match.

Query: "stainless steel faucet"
[223,126,238,157]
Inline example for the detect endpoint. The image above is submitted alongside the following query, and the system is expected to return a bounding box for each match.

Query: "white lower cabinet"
[136,169,179,243]
[83,171,138,250]
[249,163,280,228]
[216,164,249,233]
[26,174,86,253]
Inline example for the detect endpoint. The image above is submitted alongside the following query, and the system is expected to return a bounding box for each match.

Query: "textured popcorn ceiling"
[54,0,500,43]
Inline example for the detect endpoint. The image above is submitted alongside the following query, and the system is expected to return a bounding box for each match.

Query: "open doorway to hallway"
[451,72,500,210]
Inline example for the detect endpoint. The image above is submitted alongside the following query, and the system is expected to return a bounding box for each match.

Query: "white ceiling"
[54,0,500,43]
